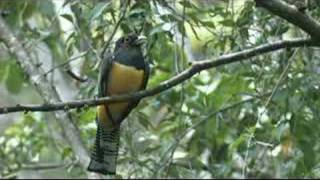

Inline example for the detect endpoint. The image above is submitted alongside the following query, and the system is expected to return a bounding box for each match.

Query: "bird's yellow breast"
[98,62,144,129]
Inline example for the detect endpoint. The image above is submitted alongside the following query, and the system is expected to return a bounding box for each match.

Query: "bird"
[87,34,149,175]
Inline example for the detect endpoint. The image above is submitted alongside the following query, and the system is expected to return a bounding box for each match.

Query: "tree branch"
[0,38,317,114]
[255,0,320,39]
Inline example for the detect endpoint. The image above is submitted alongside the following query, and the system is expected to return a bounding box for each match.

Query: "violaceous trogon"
[87,34,149,175]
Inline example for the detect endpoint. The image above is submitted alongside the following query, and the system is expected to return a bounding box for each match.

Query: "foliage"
[0,0,320,178]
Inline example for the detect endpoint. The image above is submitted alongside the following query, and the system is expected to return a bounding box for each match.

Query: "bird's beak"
[136,35,147,45]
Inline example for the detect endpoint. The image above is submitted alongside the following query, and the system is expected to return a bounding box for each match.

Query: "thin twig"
[255,141,274,148]
[2,161,74,179]
[65,68,88,82]
[264,49,298,107]
[42,51,88,76]
[242,131,254,178]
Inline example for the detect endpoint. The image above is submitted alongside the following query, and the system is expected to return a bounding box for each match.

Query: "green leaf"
[89,2,111,21]
[78,108,96,123]
[219,19,234,27]
[60,13,74,23]
[38,0,55,17]
[0,60,9,82]
[160,14,181,22]
[61,147,73,159]
[179,0,198,9]
[128,8,145,17]
[149,23,166,35]
[236,1,254,27]
[200,20,215,28]
[177,21,185,34]
[5,63,24,94]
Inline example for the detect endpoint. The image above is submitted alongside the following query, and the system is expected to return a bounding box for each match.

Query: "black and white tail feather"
[87,119,120,175]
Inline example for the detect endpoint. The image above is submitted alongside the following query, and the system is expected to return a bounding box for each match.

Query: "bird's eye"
[124,37,130,42]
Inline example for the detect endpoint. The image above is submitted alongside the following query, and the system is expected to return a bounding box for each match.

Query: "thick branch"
[255,0,320,39]
[0,38,317,114]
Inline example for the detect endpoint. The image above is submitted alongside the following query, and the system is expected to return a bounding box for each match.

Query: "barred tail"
[87,121,120,175]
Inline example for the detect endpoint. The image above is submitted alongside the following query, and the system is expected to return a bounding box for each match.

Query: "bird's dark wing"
[141,58,150,89]
[98,54,113,98]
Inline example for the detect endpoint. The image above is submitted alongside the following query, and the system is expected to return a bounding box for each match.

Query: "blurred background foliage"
[0,0,320,178]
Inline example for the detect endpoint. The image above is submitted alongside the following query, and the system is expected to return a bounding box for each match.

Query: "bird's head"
[115,33,147,50]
